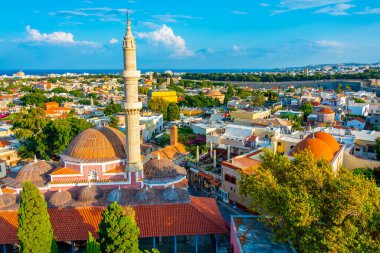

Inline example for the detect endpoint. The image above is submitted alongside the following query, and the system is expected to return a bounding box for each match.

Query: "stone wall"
[343,151,380,170]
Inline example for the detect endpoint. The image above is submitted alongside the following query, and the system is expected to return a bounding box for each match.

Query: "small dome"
[135,187,156,202]
[205,89,222,96]
[78,186,103,202]
[143,159,186,179]
[0,192,16,208]
[64,127,126,162]
[318,107,334,114]
[49,190,72,207]
[162,187,178,201]
[16,160,53,184]
[310,132,340,153]
[290,137,334,161]
[107,188,121,204]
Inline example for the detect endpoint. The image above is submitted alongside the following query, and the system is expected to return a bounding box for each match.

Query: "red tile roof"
[0,197,226,244]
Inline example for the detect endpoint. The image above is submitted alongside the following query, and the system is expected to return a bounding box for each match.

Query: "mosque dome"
[143,159,186,180]
[161,187,188,202]
[309,132,340,153]
[318,107,334,114]
[205,89,222,96]
[290,137,334,162]
[49,190,72,207]
[107,188,122,204]
[64,127,126,162]
[78,186,103,202]
[135,187,156,202]
[16,160,53,185]
[0,191,16,208]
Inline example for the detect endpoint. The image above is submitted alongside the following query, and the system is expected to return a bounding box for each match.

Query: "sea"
[0,69,279,76]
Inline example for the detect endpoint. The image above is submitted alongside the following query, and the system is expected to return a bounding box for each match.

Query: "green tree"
[345,84,351,91]
[251,90,266,107]
[104,101,123,116]
[52,87,68,94]
[240,149,380,252]
[301,103,313,117]
[166,103,180,121]
[18,182,57,253]
[98,202,140,253]
[336,83,343,93]
[223,84,234,104]
[148,97,170,118]
[20,93,47,107]
[85,232,100,253]
[69,89,84,98]
[138,86,150,95]
[109,115,119,129]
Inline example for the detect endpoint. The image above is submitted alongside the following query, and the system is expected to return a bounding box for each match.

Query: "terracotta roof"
[0,139,11,147]
[64,126,127,162]
[290,137,334,161]
[307,132,340,153]
[318,107,334,114]
[349,117,366,123]
[0,197,227,244]
[222,153,261,173]
[151,144,187,160]
[50,167,81,175]
[104,166,124,173]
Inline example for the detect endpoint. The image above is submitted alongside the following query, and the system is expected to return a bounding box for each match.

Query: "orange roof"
[50,167,81,175]
[0,197,227,244]
[0,139,11,147]
[1,187,16,194]
[105,166,124,173]
[308,132,340,153]
[349,117,366,123]
[222,153,261,173]
[318,107,334,114]
[151,144,187,160]
[290,137,334,161]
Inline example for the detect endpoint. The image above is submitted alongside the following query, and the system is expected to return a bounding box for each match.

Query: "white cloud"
[271,0,353,14]
[231,10,248,15]
[260,3,270,7]
[357,7,380,15]
[315,3,355,15]
[314,40,345,47]
[139,21,160,29]
[25,26,99,47]
[152,14,200,23]
[49,8,134,23]
[109,38,119,44]
[137,25,194,57]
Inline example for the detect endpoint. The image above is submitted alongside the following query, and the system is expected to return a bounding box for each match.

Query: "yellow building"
[148,84,178,103]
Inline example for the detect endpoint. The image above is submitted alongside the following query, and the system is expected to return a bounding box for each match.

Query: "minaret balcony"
[121,70,140,78]
[123,102,142,110]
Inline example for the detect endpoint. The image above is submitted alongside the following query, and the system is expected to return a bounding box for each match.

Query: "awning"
[198,172,214,180]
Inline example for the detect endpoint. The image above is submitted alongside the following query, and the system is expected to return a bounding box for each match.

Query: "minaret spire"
[121,14,143,175]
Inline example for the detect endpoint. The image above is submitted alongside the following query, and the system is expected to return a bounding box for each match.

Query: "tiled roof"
[349,117,366,123]
[48,178,130,185]
[151,144,187,160]
[50,167,81,175]
[0,197,226,244]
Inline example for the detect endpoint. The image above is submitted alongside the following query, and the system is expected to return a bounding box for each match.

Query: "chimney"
[170,125,178,146]
[196,146,199,163]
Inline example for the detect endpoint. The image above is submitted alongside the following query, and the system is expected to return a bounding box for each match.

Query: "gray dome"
[162,187,179,201]
[135,187,156,202]
[49,190,72,207]
[16,160,53,185]
[78,186,103,202]
[0,192,16,208]
[107,188,121,204]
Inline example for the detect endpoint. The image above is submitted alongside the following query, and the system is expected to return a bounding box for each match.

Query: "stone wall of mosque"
[343,151,380,170]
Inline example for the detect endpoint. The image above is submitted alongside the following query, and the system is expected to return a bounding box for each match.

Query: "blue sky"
[0,0,380,69]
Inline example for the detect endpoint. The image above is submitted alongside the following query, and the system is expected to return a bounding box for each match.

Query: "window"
[224,174,230,182]
[355,148,360,152]
[230,176,236,184]
[88,170,98,181]
[277,142,282,146]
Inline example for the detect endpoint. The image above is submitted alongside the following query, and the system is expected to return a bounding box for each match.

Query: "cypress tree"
[18,181,57,253]
[85,232,100,253]
[98,202,140,253]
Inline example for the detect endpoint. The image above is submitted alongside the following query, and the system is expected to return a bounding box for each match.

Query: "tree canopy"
[240,149,380,252]
[166,103,180,121]
[12,108,93,159]
[85,232,101,253]
[301,103,313,117]
[98,202,140,253]
[18,182,57,253]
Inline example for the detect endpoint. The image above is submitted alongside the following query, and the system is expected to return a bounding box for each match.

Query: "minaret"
[122,14,143,176]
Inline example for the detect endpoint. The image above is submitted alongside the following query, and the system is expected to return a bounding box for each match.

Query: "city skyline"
[1,0,380,69]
